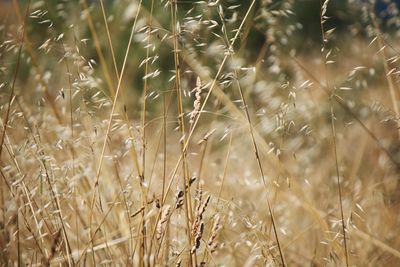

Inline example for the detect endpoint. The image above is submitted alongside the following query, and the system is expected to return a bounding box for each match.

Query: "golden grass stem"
[161,0,257,207]
[291,56,400,169]
[235,70,286,266]
[370,11,400,137]
[87,0,143,263]
[0,0,29,160]
[320,1,349,265]
[81,0,116,98]
[170,2,195,265]
[11,0,63,124]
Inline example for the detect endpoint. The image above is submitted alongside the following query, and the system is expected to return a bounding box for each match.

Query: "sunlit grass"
[1,0,400,266]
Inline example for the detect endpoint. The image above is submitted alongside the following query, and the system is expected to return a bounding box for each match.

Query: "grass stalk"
[87,0,142,263]
[320,1,349,265]
[235,70,286,266]
[169,2,195,265]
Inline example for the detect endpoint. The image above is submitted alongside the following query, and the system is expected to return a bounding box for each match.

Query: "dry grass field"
[1,0,400,266]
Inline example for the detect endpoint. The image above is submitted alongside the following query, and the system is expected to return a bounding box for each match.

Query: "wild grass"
[1,0,400,266]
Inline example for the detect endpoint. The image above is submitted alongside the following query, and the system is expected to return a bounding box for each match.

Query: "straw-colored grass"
[1,0,400,266]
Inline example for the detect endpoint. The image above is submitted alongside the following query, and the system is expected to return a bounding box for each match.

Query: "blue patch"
[375,0,400,20]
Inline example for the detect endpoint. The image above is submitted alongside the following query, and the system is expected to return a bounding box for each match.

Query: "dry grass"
[1,0,400,266]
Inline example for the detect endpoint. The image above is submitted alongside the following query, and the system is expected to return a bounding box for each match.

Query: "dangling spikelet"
[191,195,211,254]
[191,221,204,254]
[156,204,171,240]
[208,215,222,253]
[175,189,184,209]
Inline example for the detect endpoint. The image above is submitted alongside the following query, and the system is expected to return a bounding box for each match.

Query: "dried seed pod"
[156,205,171,240]
[191,221,204,254]
[176,258,182,267]
[175,189,184,209]
[208,215,222,253]
[189,76,202,125]
[197,128,216,145]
